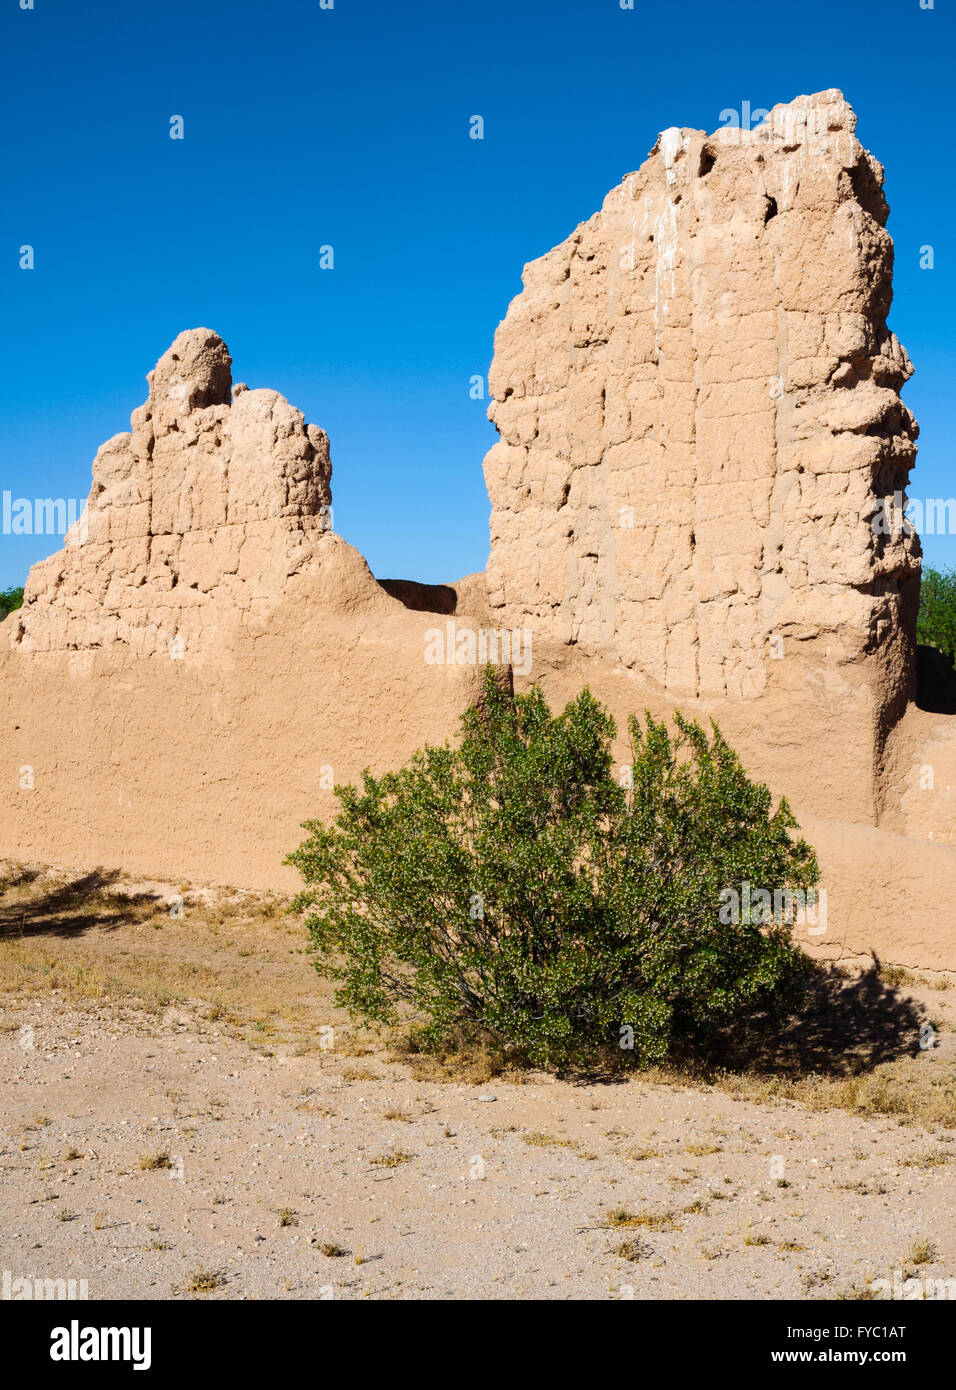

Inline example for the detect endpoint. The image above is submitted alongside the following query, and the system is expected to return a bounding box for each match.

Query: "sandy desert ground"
[1,863,953,1301]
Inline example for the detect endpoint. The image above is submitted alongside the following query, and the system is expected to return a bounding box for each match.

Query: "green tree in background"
[917,567,956,667]
[0,587,24,620]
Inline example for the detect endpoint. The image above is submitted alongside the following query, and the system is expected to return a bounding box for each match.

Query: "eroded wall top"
[12,329,333,657]
[483,90,920,712]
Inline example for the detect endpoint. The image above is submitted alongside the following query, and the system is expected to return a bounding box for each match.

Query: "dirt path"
[2,995,954,1301]
[1,864,954,1301]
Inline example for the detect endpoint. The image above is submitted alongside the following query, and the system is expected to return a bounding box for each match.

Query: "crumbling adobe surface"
[14,330,333,657]
[484,91,921,728]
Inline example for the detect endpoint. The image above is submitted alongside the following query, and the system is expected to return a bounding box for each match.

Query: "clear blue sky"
[2,0,953,590]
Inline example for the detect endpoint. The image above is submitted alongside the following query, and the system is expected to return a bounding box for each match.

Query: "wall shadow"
[0,869,163,940]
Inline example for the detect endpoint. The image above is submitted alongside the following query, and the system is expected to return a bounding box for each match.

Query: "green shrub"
[917,566,956,667]
[0,586,24,620]
[288,671,817,1069]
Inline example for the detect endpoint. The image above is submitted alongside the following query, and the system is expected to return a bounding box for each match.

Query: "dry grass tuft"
[314,1241,349,1258]
[834,1283,878,1300]
[369,1150,415,1168]
[138,1151,172,1171]
[902,1148,953,1169]
[615,1237,653,1262]
[604,1207,679,1232]
[906,1238,936,1266]
[644,1056,956,1131]
[184,1266,225,1294]
[522,1131,575,1150]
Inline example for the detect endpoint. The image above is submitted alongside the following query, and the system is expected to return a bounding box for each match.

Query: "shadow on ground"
[0,868,163,940]
[684,964,928,1079]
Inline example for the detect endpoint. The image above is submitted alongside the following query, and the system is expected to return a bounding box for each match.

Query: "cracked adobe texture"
[13,329,333,657]
[484,90,920,723]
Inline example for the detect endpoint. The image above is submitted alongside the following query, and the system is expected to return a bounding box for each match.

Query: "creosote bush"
[288,671,818,1069]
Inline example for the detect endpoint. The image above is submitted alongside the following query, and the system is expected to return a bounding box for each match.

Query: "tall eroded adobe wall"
[484,91,921,806]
